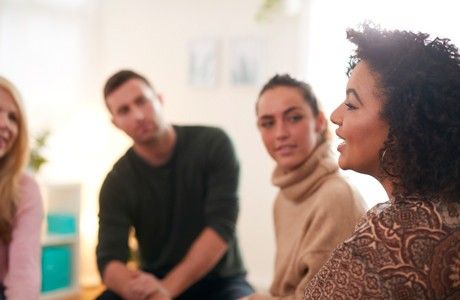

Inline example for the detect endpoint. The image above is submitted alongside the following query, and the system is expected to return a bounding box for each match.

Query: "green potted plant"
[256,0,281,22]
[256,0,302,22]
[28,130,50,173]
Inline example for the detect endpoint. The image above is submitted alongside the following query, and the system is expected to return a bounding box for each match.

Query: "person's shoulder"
[179,125,228,138]
[18,172,43,211]
[19,171,37,184]
[102,148,136,185]
[108,149,134,174]
[19,172,40,193]
[387,197,457,230]
[362,200,439,231]
[435,199,460,230]
[178,125,232,149]
[316,174,365,206]
[311,176,366,222]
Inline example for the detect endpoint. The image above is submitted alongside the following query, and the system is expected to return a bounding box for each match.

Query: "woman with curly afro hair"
[303,23,460,299]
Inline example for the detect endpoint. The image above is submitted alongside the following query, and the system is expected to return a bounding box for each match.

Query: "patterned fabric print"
[303,199,460,300]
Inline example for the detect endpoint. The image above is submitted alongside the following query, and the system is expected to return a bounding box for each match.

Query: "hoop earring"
[380,149,387,164]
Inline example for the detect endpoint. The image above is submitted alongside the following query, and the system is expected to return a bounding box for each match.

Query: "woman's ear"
[315,111,327,134]
[157,93,164,105]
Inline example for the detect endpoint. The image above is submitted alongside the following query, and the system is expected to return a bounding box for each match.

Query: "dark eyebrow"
[134,95,148,102]
[346,88,363,105]
[258,114,272,119]
[283,106,301,115]
[258,106,302,119]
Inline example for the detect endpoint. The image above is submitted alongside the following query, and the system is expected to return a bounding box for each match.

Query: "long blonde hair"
[0,76,29,243]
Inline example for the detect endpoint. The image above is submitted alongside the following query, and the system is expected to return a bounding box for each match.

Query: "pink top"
[0,173,43,300]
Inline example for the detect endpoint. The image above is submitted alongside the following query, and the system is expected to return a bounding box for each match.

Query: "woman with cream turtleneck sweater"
[246,74,366,300]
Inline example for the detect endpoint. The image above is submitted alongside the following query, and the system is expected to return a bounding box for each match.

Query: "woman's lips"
[335,129,346,153]
[337,141,346,153]
[0,136,9,147]
[276,144,296,156]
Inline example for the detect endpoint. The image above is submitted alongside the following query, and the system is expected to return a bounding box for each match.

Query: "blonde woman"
[0,76,43,300]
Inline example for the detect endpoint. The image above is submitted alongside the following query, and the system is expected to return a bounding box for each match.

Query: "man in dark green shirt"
[96,70,253,300]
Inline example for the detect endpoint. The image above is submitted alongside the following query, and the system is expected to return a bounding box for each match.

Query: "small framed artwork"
[229,37,263,86]
[188,38,219,87]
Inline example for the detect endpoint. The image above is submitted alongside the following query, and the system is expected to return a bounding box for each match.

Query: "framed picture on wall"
[188,38,219,87]
[229,36,263,86]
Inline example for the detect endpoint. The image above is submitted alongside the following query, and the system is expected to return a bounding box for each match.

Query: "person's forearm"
[161,227,228,297]
[103,260,137,298]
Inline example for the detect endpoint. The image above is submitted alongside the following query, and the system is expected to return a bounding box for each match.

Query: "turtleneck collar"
[272,142,338,202]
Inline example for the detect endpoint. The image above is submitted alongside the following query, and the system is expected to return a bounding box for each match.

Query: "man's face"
[106,78,168,144]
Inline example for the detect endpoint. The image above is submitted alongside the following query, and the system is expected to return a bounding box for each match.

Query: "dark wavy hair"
[347,24,460,201]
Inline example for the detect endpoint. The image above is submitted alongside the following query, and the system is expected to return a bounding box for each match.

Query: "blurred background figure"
[96,70,253,300]
[246,74,366,300]
[0,76,43,300]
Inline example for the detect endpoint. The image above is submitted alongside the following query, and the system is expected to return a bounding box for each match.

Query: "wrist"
[160,279,175,298]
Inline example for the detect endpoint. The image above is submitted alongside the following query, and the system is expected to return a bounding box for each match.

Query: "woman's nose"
[0,112,8,128]
[275,122,289,139]
[330,105,342,126]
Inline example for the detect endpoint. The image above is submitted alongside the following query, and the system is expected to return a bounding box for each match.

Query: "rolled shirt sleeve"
[96,171,131,277]
[203,129,240,243]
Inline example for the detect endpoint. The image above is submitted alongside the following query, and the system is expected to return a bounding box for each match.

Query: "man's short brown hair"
[103,70,152,99]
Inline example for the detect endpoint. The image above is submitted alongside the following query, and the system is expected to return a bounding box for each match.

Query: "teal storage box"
[47,213,76,235]
[41,246,72,292]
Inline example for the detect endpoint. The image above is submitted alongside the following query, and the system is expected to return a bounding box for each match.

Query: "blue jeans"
[96,274,254,300]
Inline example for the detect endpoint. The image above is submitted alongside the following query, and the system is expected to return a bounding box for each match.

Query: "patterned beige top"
[303,197,460,299]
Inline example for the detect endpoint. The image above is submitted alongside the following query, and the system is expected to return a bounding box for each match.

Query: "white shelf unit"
[40,183,81,300]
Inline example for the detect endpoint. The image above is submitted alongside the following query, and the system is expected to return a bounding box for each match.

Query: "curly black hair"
[347,23,460,201]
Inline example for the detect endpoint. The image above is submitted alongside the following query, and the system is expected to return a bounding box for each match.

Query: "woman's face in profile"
[0,87,19,159]
[331,61,389,177]
[257,86,325,172]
